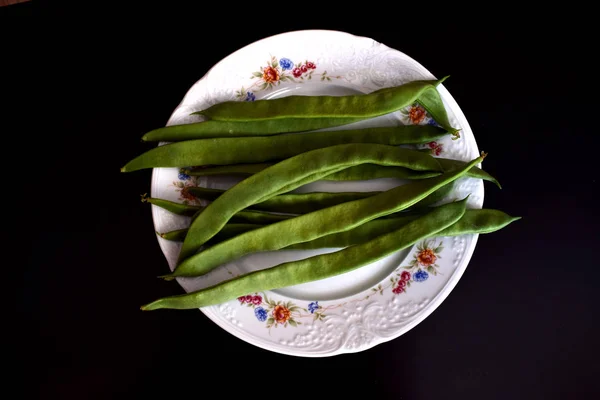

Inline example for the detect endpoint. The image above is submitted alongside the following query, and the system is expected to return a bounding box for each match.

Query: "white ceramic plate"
[149,30,483,357]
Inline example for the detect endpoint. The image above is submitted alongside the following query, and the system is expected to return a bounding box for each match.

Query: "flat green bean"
[142,118,366,142]
[184,159,500,188]
[166,154,483,278]
[145,196,293,224]
[142,195,198,217]
[196,79,447,121]
[121,125,447,172]
[188,187,381,214]
[141,198,468,310]
[159,224,263,243]
[287,209,520,250]
[177,144,444,262]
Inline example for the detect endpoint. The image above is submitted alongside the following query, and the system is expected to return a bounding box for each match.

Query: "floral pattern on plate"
[236,56,342,100]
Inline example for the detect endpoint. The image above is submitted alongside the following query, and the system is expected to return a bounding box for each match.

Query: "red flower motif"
[397,280,407,289]
[237,296,246,303]
[427,141,443,156]
[408,105,426,124]
[306,61,316,69]
[292,67,302,78]
[301,65,308,73]
[179,186,197,202]
[244,295,253,303]
[392,285,405,294]
[262,66,280,83]
[417,249,437,267]
[400,271,411,281]
[251,295,262,305]
[272,305,291,324]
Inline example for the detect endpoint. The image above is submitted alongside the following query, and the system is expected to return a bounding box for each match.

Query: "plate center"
[237,83,412,301]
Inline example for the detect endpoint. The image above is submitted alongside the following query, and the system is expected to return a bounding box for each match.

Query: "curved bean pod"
[141,198,468,310]
[142,118,366,142]
[196,79,446,121]
[187,187,381,214]
[167,154,483,278]
[121,125,447,172]
[159,223,264,243]
[287,209,520,250]
[177,144,444,262]
[184,159,500,188]
[145,197,293,224]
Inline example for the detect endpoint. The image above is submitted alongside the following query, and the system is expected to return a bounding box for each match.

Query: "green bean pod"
[184,164,273,177]
[196,79,446,121]
[187,187,381,214]
[167,153,483,278]
[159,224,264,243]
[142,195,199,217]
[145,197,293,224]
[121,125,447,172]
[287,209,520,250]
[184,159,500,188]
[436,158,501,188]
[141,198,469,310]
[177,144,444,262]
[142,118,366,142]
[415,84,461,139]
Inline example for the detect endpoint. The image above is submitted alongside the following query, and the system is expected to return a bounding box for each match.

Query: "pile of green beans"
[121,78,517,311]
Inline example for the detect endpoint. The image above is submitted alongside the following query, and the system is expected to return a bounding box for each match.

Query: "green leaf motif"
[267,317,274,325]
[288,320,297,327]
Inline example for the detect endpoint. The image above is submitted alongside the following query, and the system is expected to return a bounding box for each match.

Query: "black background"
[8,3,599,399]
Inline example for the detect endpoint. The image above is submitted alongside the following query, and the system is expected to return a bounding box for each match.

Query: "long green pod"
[146,197,293,224]
[184,163,274,177]
[184,159,500,188]
[142,118,366,142]
[184,163,440,180]
[141,198,468,310]
[416,86,461,139]
[436,158,501,189]
[195,79,445,121]
[287,209,520,250]
[121,125,447,172]
[436,209,521,236]
[167,154,483,278]
[188,187,381,214]
[142,195,198,217]
[177,144,444,262]
[159,224,264,243]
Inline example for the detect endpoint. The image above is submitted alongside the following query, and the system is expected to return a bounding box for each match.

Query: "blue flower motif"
[279,58,293,70]
[413,269,429,282]
[178,169,190,180]
[427,118,439,126]
[254,307,268,322]
[245,92,256,102]
[308,301,319,314]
